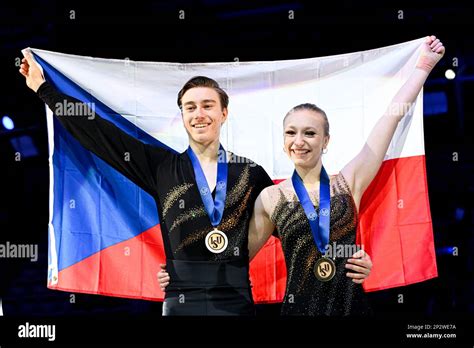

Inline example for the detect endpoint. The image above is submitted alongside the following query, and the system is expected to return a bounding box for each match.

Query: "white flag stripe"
[31,38,424,179]
[45,106,59,285]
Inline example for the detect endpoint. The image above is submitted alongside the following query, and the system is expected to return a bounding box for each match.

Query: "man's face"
[181,87,228,145]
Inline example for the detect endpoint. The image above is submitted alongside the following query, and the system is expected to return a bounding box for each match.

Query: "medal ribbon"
[291,166,331,254]
[187,145,228,227]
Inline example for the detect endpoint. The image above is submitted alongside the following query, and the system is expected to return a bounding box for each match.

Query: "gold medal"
[205,228,228,254]
[313,257,336,282]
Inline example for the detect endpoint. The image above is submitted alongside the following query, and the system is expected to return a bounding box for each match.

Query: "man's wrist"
[34,80,46,93]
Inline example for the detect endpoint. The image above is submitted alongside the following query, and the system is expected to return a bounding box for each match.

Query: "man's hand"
[345,249,372,284]
[19,49,46,93]
[158,264,170,291]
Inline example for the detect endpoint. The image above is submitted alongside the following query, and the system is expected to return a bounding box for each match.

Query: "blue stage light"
[455,207,465,221]
[2,115,14,130]
[424,91,448,116]
[436,246,455,255]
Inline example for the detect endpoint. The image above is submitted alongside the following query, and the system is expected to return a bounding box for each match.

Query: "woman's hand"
[416,35,445,72]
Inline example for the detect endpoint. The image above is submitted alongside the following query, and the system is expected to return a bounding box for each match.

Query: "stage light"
[445,69,455,80]
[436,246,455,255]
[424,91,448,115]
[10,135,39,158]
[2,115,14,130]
[455,207,465,221]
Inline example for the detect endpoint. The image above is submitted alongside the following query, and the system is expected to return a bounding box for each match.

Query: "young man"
[20,52,372,315]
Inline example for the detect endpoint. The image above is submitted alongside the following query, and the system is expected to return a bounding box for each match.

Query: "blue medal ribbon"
[291,166,331,254]
[187,145,228,227]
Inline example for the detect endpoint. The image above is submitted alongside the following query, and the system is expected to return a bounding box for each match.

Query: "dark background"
[0,0,473,344]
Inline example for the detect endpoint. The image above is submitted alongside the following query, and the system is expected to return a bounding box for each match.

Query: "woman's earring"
[322,148,328,154]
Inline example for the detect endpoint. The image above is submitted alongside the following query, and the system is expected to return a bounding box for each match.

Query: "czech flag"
[29,37,437,303]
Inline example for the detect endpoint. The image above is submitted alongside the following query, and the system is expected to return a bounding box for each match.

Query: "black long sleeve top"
[37,81,274,262]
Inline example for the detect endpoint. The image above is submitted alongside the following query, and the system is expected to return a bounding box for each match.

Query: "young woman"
[247,35,445,315]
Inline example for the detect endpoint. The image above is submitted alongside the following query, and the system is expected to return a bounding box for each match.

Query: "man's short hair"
[177,76,229,110]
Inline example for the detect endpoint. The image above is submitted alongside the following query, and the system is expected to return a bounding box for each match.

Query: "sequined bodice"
[270,173,369,316]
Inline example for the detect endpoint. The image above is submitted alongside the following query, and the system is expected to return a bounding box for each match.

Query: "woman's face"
[283,109,330,169]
